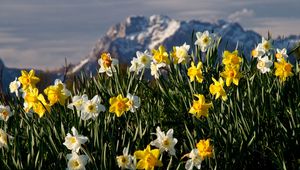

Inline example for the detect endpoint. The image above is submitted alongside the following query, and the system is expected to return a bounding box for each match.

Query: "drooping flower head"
[189,94,212,118]
[196,139,213,160]
[0,105,13,122]
[68,94,88,111]
[24,88,50,117]
[187,62,203,83]
[171,43,190,64]
[63,127,88,153]
[109,94,130,117]
[66,152,89,170]
[126,93,140,113]
[18,69,40,90]
[134,145,163,170]
[116,147,136,170]
[9,77,21,97]
[274,59,293,82]
[152,45,169,64]
[220,65,241,86]
[98,52,119,77]
[209,77,227,101]
[150,126,178,156]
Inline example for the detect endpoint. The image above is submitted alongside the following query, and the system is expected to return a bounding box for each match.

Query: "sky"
[1,0,300,70]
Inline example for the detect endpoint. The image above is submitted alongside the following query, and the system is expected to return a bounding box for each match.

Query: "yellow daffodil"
[189,94,212,118]
[209,77,227,101]
[24,88,50,117]
[152,45,169,64]
[44,83,69,106]
[196,139,213,160]
[98,52,119,77]
[220,65,241,86]
[18,69,40,90]
[134,145,163,170]
[109,94,130,117]
[274,59,293,82]
[187,62,203,83]
[222,50,242,67]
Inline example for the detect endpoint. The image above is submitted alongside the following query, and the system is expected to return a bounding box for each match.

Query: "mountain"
[69,15,300,74]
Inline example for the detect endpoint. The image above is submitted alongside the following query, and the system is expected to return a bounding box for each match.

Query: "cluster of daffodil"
[116,126,178,170]
[252,37,293,81]
[63,127,89,170]
[10,70,71,117]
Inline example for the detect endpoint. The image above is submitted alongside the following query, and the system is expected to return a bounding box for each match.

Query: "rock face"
[69,15,300,74]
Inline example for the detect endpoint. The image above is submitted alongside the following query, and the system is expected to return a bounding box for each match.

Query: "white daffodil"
[54,79,72,97]
[150,62,166,79]
[68,94,89,111]
[116,147,136,170]
[9,77,21,97]
[80,95,106,120]
[0,129,8,148]
[251,44,265,58]
[175,43,190,64]
[276,48,288,61]
[63,127,88,153]
[185,149,202,170]
[194,31,214,52]
[126,93,140,113]
[0,105,13,122]
[257,56,273,74]
[129,57,143,74]
[66,152,89,170]
[136,50,152,68]
[98,52,119,77]
[150,126,178,156]
[261,37,272,52]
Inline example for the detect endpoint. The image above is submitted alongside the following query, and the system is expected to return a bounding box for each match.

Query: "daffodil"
[187,62,203,83]
[63,127,88,153]
[222,50,242,67]
[184,149,202,170]
[24,88,50,117]
[9,77,21,97]
[189,94,212,118]
[152,45,169,64]
[66,152,89,170]
[251,44,264,58]
[256,56,273,74]
[0,129,8,148]
[220,65,241,86]
[260,37,272,52]
[54,79,72,97]
[274,59,293,82]
[98,52,119,77]
[126,93,140,113]
[150,62,166,79]
[129,57,143,74]
[68,94,88,111]
[194,31,215,52]
[18,69,40,90]
[0,105,13,122]
[134,145,163,170]
[137,50,152,68]
[196,139,213,160]
[80,95,106,120]
[209,77,227,101]
[171,43,190,64]
[116,147,136,170]
[109,94,130,117]
[275,48,288,61]
[150,126,178,156]
[44,82,70,106]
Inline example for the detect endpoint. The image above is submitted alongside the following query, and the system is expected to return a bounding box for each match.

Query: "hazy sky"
[1,0,300,69]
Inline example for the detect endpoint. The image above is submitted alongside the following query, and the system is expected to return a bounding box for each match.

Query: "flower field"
[1,31,300,169]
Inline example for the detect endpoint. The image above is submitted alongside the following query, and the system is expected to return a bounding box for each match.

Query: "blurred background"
[1,0,300,69]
